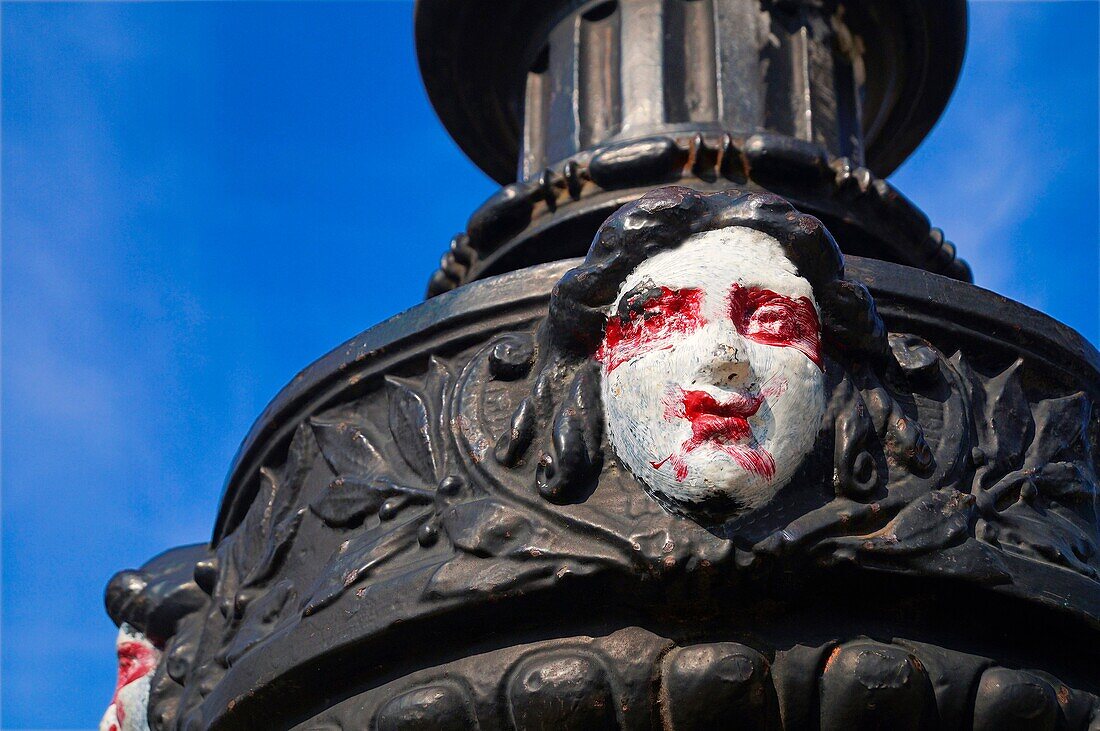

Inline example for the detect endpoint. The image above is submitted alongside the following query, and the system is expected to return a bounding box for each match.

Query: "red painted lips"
[680,388,763,437]
[652,385,783,481]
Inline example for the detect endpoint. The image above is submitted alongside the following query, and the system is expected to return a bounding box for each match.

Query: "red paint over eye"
[597,286,705,371]
[111,639,157,712]
[728,283,822,369]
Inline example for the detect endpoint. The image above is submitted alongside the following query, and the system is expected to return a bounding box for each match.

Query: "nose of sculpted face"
[600,225,827,522]
[697,329,752,387]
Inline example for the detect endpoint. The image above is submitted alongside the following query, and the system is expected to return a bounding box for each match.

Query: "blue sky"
[2,1,1096,728]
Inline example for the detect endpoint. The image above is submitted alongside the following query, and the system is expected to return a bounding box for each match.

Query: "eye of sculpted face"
[597,285,706,372]
[598,227,826,519]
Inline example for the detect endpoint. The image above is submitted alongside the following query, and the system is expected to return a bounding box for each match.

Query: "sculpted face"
[598,227,826,518]
[100,623,158,731]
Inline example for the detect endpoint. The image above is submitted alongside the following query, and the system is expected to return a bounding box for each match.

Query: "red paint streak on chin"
[727,446,776,479]
[728,284,822,369]
[597,286,705,372]
[650,453,689,481]
[110,639,157,723]
[653,385,781,481]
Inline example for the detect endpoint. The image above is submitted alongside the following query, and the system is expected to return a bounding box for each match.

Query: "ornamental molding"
[428,133,971,298]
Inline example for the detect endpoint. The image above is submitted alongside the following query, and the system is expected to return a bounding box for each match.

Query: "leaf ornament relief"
[302,358,455,615]
[956,356,1100,580]
[222,423,316,663]
[824,340,1100,587]
[150,421,320,730]
[152,357,481,728]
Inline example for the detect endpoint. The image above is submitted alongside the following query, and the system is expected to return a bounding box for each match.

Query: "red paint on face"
[109,639,157,725]
[650,452,690,481]
[728,284,822,369]
[597,286,705,372]
[652,384,785,481]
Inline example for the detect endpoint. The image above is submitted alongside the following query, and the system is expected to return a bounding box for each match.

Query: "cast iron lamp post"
[100,2,1100,729]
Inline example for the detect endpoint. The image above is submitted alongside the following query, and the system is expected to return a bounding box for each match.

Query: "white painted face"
[598,226,826,519]
[99,623,158,731]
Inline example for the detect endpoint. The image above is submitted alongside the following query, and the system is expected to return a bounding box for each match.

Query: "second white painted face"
[598,226,826,519]
[99,623,158,731]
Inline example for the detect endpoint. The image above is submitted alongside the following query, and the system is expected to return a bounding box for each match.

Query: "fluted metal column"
[519,0,866,180]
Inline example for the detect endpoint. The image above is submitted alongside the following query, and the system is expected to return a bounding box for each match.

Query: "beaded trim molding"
[427,131,970,297]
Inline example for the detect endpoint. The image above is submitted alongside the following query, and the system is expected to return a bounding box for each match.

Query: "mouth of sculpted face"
[598,226,826,519]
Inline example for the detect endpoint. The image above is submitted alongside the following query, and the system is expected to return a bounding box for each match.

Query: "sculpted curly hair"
[495,187,912,515]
